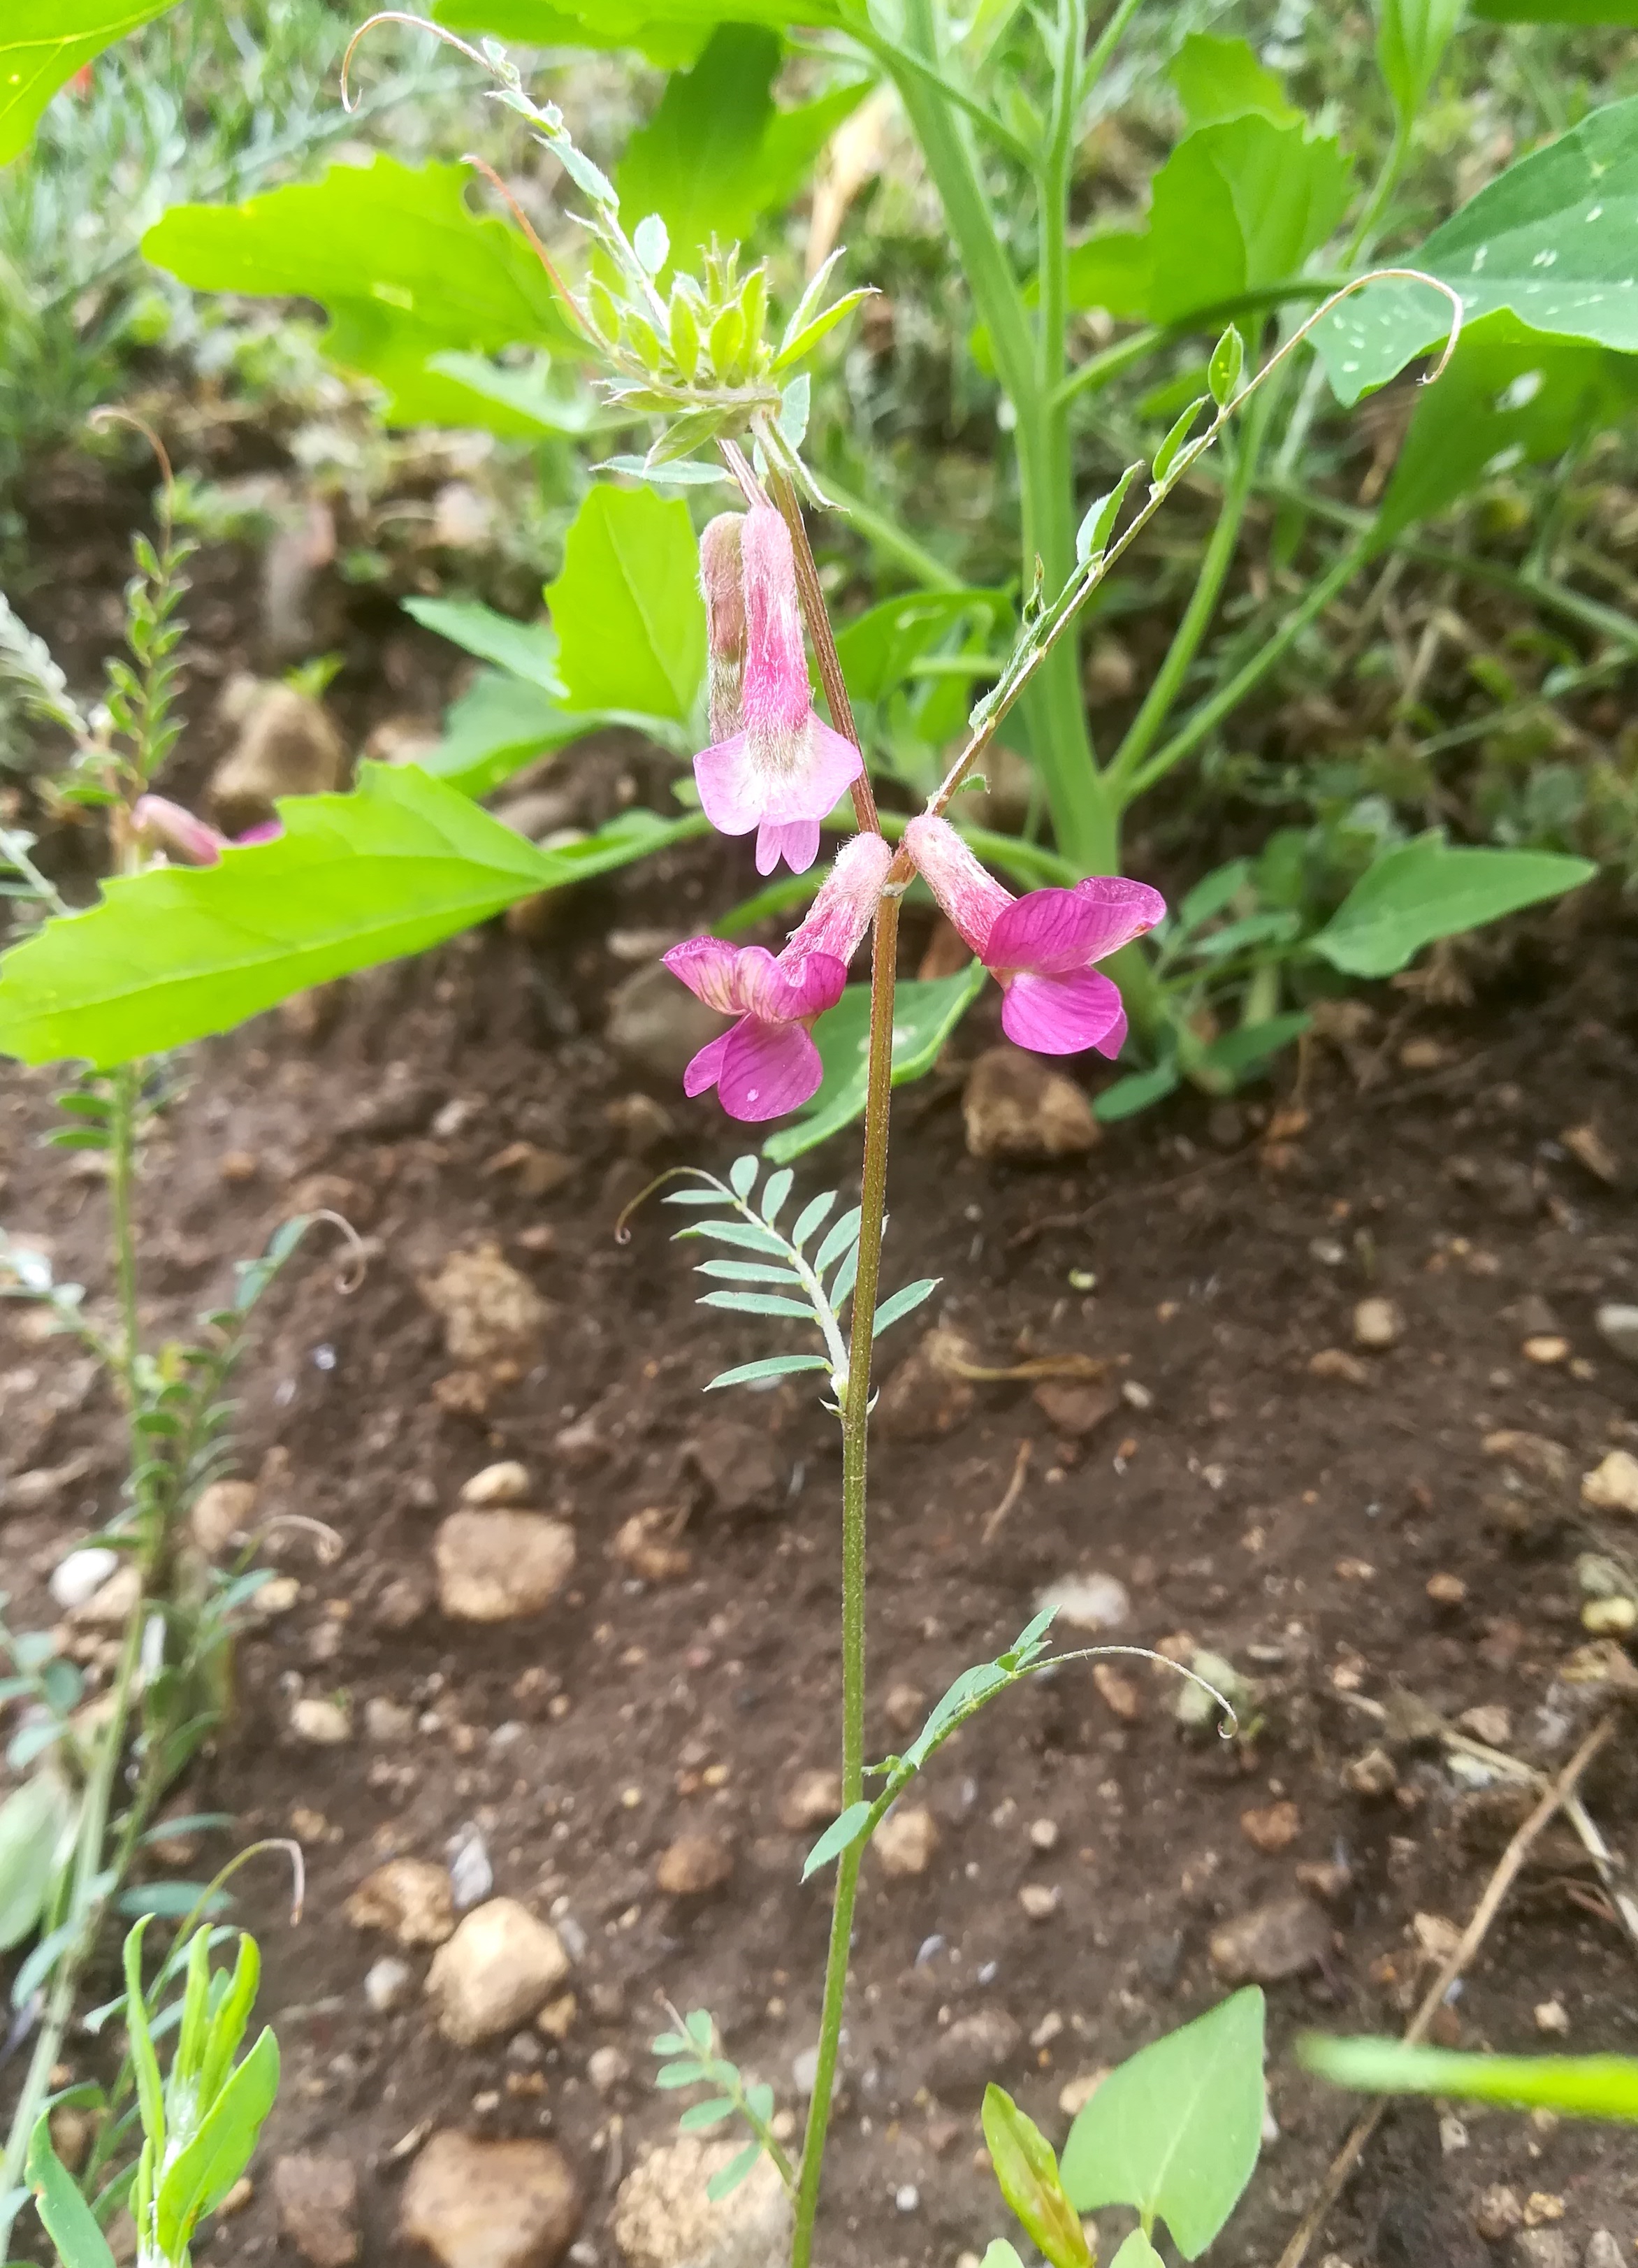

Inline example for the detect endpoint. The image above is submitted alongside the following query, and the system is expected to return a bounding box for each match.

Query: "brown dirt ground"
[5,463,1638,2268]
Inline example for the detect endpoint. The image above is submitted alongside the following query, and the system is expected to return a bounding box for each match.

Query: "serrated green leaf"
[1298,2034,1638,2117]
[1312,835,1595,978]
[0,0,181,168]
[143,158,579,427]
[706,1353,830,1389]
[871,1278,938,1336]
[545,485,704,722]
[0,766,559,1069]
[802,1800,874,1879]
[1061,1989,1266,2258]
[982,2086,1091,2268]
[401,598,565,698]
[25,2118,116,2268]
[763,961,987,1163]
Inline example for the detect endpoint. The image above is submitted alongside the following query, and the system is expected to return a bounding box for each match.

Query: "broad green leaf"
[1311,835,1595,978]
[422,672,574,798]
[618,25,869,273]
[1375,0,1465,123]
[435,0,843,63]
[545,485,705,721]
[1169,33,1299,127]
[1473,0,1635,20]
[1061,1989,1266,2259]
[981,2248,1027,2268]
[762,960,987,1163]
[1092,1060,1180,1122]
[1064,230,1154,320]
[0,1772,73,1952]
[143,158,577,427]
[1314,98,1638,404]
[1149,115,1352,326]
[1300,2035,1638,2118]
[982,2087,1092,2268]
[1110,2237,1165,2268]
[802,1800,875,1879]
[834,590,1008,705]
[0,0,180,166]
[403,598,566,697]
[424,352,602,436]
[25,2120,116,2268]
[154,2026,280,2251]
[1195,1013,1312,1081]
[0,765,572,1069]
[1377,309,1638,537]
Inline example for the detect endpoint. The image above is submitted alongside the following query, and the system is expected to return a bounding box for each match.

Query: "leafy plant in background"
[1303,2032,1638,2121]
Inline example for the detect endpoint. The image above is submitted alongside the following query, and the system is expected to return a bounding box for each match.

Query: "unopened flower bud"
[699,512,746,743]
[132,794,225,867]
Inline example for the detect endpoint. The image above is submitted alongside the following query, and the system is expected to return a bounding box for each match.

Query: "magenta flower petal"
[693,732,758,836]
[682,1032,731,1098]
[233,818,285,847]
[1000,968,1127,1057]
[754,717,862,825]
[663,934,743,1014]
[716,1018,823,1120]
[987,876,1165,977]
[755,816,821,876]
[747,948,847,1023]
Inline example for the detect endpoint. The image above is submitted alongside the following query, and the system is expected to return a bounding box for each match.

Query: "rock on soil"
[210,683,343,832]
[611,1508,693,1582]
[1516,2236,1573,2268]
[1035,1572,1130,1631]
[926,2009,1024,2104]
[655,1833,734,1897]
[418,1243,551,1366]
[400,2131,580,2268]
[1240,1800,1301,1854]
[1031,1378,1119,1437]
[613,2136,791,2268]
[426,1898,571,2045]
[1581,1450,1638,1515]
[778,1768,842,1833]
[874,1334,975,1442]
[607,962,726,1085]
[460,1461,532,1507]
[434,1510,576,1622]
[346,1858,456,1948]
[1595,1304,1638,1365]
[872,1805,937,1878]
[191,1478,257,1556]
[273,2152,359,2268]
[1209,1896,1331,1984]
[1352,1296,1404,1350]
[962,1046,1099,1160]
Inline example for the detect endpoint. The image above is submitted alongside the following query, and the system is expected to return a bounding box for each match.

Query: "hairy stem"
[792,885,902,2267]
[770,471,881,837]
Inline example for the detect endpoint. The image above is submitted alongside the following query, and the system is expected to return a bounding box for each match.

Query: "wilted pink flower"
[699,512,746,744]
[664,832,892,1120]
[133,795,283,865]
[693,505,862,878]
[904,813,1164,1058]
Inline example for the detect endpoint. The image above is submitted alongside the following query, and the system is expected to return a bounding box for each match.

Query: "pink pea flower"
[693,505,862,879]
[133,795,284,865]
[665,832,893,1120]
[904,813,1164,1059]
[699,512,746,744]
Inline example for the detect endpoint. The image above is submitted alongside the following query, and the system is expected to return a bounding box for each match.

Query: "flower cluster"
[664,506,1165,1120]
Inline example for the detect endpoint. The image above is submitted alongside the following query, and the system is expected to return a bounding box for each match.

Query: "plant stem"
[770,472,881,837]
[791,883,902,2268]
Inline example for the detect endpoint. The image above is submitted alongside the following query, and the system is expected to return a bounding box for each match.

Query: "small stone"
[883,1684,926,1735]
[608,962,727,1087]
[1475,2186,1523,2241]
[1534,1999,1570,2036]
[778,1769,843,1835]
[210,684,343,833]
[1458,1703,1512,1747]
[217,1148,260,1183]
[347,1860,456,1948]
[1031,1379,1119,1438]
[426,1900,572,2046]
[1563,1123,1621,1184]
[65,1560,140,1631]
[611,1509,693,1584]
[1029,1817,1060,1854]
[1427,1573,1467,1607]
[1353,1297,1404,1350]
[1584,2234,1623,2268]
[537,1993,577,2041]
[1036,1573,1130,1632]
[1525,2195,1567,2227]
[435,1510,576,1622]
[1440,2113,1469,2153]
[364,1696,414,1743]
[1517,2234,1573,2268]
[400,2132,581,2268]
[1309,1348,1372,1387]
[419,1242,551,1366]
[1582,1596,1638,1635]
[1581,1450,1638,1516]
[1595,1305,1638,1366]
[873,1807,937,1879]
[588,2046,631,2096]
[49,1547,121,1612]
[273,2153,359,2268]
[1345,1747,1398,1798]
[461,1461,532,1508]
[191,1478,257,1557]
[1414,1912,1463,1962]
[1297,1859,1352,1903]
[1484,1431,1574,1487]
[1523,1335,1571,1366]
[613,2135,790,2268]
[962,1046,1099,1161]
[927,2010,1023,2105]
[291,1696,351,1746]
[1092,1661,1140,1720]
[363,1956,413,2014]
[1209,1897,1331,1985]
[1057,2070,1108,2119]
[874,1334,974,1443]
[1240,1800,1301,1854]
[655,1834,734,1897]
[1019,1882,1060,1921]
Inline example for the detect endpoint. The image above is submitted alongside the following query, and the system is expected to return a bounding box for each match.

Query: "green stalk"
[1119,529,1377,802]
[790,888,902,2268]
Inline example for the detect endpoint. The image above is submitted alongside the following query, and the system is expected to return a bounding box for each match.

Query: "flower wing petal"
[1000,968,1127,1056]
[716,1018,823,1120]
[682,1031,731,1097]
[755,816,822,875]
[693,732,760,835]
[663,934,744,1014]
[738,947,845,1023]
[987,876,1165,975]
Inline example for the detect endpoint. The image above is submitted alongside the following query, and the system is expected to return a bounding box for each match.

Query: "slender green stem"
[110,1065,142,1402]
[790,888,902,2268]
[1119,530,1377,801]
[839,23,1034,166]
[1052,324,1162,411]
[1080,0,1143,92]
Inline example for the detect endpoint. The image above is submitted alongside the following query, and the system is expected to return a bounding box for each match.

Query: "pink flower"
[133,797,286,866]
[904,814,1164,1059]
[699,512,746,744]
[693,505,862,878]
[664,832,893,1121]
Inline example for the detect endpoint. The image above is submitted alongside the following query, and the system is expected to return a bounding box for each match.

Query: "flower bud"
[132,794,226,867]
[699,512,746,742]
[739,505,809,737]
